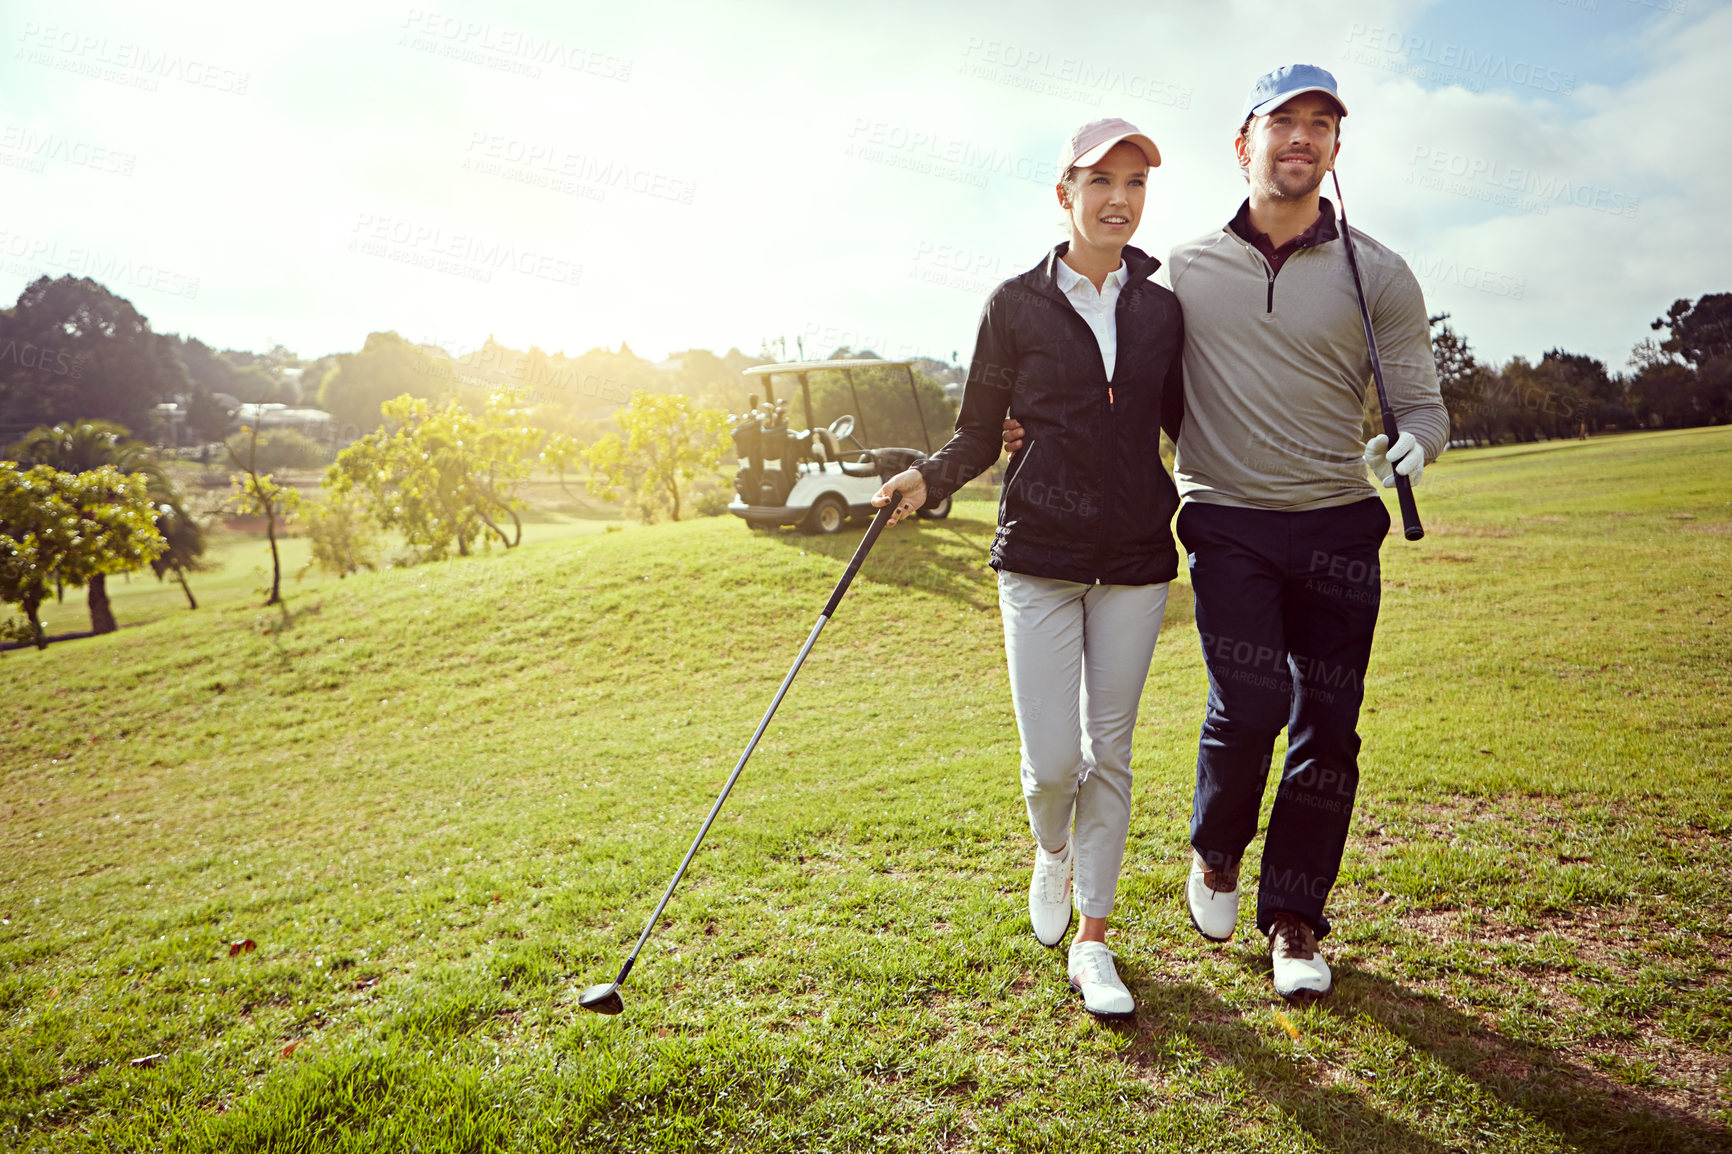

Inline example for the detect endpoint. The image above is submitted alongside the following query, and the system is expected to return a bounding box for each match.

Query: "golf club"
[578,493,902,1015]
[1332,170,1425,542]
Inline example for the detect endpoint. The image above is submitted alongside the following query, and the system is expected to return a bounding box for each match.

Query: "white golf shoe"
[1028,842,1073,947]
[1185,852,1240,942]
[1068,940,1134,1018]
[1269,912,1332,1001]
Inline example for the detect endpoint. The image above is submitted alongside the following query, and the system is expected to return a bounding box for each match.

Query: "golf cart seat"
[812,426,841,462]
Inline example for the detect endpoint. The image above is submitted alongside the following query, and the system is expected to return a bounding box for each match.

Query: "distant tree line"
[1430,293,1732,445]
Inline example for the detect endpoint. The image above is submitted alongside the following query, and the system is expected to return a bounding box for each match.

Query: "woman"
[873,117,1185,1018]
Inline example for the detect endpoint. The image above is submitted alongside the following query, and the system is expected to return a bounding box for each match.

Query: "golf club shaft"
[608,496,900,990]
[1332,172,1424,542]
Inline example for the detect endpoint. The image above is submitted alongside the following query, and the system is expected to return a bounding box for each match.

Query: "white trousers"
[998,571,1169,919]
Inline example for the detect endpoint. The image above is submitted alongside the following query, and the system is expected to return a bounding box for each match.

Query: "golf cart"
[728,358,952,533]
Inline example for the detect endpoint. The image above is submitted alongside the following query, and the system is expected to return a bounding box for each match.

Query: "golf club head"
[578,982,625,1015]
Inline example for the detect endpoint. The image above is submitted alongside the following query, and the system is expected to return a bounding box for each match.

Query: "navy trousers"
[1176,496,1389,939]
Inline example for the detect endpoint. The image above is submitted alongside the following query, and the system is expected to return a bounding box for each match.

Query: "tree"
[585,391,730,522]
[316,332,448,433]
[184,387,233,444]
[1429,314,1489,445]
[1629,359,1705,429]
[1630,299,1732,429]
[230,428,327,472]
[226,424,300,606]
[0,276,189,440]
[0,464,69,648]
[1652,293,1732,369]
[148,488,209,609]
[168,335,284,404]
[300,489,382,578]
[326,391,561,561]
[1537,349,1618,434]
[0,463,164,644]
[8,420,198,628]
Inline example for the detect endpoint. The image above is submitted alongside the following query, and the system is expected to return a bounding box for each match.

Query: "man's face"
[1059,140,1148,250]
[1236,93,1341,201]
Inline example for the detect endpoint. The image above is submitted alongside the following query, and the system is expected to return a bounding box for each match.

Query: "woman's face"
[1061,141,1148,252]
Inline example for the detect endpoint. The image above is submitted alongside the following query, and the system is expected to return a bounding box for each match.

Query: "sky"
[0,0,1723,374]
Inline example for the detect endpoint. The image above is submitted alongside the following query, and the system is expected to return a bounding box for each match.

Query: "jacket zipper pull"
[1107,386,1115,411]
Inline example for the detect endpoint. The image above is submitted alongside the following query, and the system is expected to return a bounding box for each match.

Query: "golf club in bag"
[1332,170,1425,542]
[579,494,902,1015]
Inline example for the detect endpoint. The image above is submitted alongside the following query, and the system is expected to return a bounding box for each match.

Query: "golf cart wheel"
[916,495,952,520]
[804,494,848,535]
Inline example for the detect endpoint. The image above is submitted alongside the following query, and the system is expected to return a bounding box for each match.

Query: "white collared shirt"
[1054,256,1126,381]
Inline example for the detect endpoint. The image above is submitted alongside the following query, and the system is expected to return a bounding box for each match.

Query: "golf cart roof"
[742,359,917,376]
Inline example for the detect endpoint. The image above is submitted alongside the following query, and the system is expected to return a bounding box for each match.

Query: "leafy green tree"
[316,332,447,433]
[0,275,189,438]
[0,463,164,643]
[9,420,200,627]
[1652,293,1732,368]
[148,490,209,609]
[226,424,300,606]
[326,391,562,560]
[185,388,233,444]
[1537,349,1618,434]
[585,391,730,522]
[300,489,382,579]
[225,428,326,472]
[1428,314,1489,445]
[168,335,284,405]
[0,464,68,648]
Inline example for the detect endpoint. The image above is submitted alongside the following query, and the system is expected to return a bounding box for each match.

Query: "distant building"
[234,402,335,440]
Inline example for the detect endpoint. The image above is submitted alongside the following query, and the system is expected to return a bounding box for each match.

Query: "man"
[1005,65,1448,1000]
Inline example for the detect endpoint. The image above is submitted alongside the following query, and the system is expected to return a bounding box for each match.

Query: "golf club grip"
[822,492,898,618]
[1394,474,1423,540]
[1378,394,1425,541]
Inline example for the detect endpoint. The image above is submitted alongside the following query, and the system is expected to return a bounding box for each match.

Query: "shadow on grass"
[1117,977,1456,1154]
[1322,963,1731,1154]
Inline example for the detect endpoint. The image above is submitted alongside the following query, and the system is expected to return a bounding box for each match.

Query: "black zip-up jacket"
[914,243,1185,586]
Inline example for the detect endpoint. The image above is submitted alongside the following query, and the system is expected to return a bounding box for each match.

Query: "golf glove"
[1363,432,1424,487]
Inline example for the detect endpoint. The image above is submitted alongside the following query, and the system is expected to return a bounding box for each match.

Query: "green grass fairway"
[3,427,1729,1151]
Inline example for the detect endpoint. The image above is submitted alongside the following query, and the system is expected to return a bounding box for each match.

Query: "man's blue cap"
[1241,64,1347,120]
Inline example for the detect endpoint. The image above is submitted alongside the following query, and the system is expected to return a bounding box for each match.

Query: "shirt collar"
[1227,197,1339,254]
[1054,255,1126,297]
